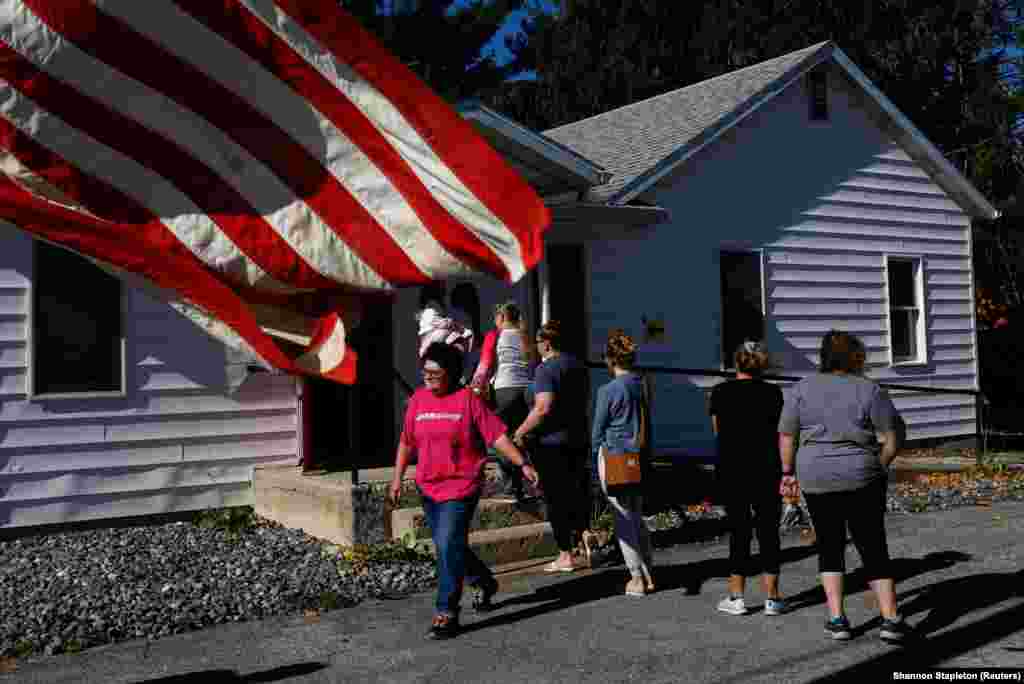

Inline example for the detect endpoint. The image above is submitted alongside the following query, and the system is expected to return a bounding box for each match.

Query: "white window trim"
[884,254,928,367]
[27,243,128,400]
[717,246,766,371]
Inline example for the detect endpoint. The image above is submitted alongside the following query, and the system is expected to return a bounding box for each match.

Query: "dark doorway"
[546,244,588,361]
[308,295,395,471]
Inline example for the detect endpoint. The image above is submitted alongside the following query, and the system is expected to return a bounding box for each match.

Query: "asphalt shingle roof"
[542,41,832,203]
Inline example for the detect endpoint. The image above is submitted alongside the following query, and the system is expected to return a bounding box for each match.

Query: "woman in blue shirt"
[591,330,654,596]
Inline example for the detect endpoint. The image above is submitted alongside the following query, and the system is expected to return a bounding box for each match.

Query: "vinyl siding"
[0,230,298,529]
[586,63,978,453]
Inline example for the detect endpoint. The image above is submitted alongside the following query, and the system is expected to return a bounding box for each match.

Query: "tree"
[341,0,538,102]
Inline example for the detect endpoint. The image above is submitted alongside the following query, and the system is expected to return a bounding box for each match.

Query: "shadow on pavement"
[781,551,973,618]
[134,662,328,683]
[810,569,1024,681]
[460,544,821,636]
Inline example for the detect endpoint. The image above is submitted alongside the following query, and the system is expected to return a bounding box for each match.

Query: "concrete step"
[390,497,548,542]
[413,521,559,567]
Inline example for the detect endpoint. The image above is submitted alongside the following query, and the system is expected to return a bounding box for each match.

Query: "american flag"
[0,1,551,384]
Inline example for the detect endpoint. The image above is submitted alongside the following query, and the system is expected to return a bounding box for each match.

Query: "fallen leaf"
[303,609,321,624]
[0,657,17,673]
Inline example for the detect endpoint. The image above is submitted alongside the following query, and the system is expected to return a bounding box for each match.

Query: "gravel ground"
[0,519,436,660]
[3,467,1023,663]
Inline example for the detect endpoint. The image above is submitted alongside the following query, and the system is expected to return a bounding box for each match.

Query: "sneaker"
[424,613,460,640]
[717,596,747,615]
[879,616,910,644]
[824,615,852,640]
[470,576,499,613]
[763,598,787,616]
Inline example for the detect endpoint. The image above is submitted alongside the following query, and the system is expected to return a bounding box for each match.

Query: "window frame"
[717,246,766,371]
[884,255,928,367]
[27,241,128,400]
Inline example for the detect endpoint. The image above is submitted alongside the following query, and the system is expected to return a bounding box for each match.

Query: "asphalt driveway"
[5,502,1023,684]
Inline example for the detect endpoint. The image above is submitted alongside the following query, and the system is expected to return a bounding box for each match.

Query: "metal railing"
[583,361,997,464]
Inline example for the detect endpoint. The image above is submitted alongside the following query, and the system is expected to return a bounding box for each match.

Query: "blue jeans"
[421,493,493,616]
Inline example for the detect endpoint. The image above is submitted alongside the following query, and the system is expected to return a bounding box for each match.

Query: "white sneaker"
[763,598,786,616]
[717,596,747,615]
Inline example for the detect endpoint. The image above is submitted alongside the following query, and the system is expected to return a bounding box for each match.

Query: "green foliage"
[63,639,82,655]
[368,480,421,509]
[12,640,33,658]
[318,591,342,612]
[326,539,434,572]
[191,506,257,538]
[591,509,615,533]
[341,0,536,102]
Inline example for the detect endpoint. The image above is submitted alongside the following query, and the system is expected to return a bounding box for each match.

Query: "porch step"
[413,521,559,567]
[390,497,548,542]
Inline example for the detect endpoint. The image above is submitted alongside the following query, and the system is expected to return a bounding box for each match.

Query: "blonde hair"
[605,329,637,369]
[734,340,770,374]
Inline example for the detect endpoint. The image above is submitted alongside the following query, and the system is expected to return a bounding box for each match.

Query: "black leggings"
[803,478,891,581]
[724,480,783,576]
[492,388,529,489]
[532,445,590,552]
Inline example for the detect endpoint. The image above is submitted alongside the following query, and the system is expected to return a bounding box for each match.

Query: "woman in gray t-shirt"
[778,330,908,643]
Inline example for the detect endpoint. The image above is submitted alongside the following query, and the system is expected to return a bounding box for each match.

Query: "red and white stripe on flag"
[0,0,551,384]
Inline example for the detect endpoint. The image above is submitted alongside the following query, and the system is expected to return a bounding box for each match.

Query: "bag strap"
[636,376,649,451]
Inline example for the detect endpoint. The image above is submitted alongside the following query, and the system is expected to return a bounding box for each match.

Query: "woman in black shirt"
[709,341,786,616]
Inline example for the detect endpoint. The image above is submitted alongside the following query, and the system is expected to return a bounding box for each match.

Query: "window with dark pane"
[808,70,828,121]
[887,258,921,363]
[720,251,764,368]
[32,241,123,394]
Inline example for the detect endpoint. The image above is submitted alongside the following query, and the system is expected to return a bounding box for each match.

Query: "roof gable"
[542,42,998,220]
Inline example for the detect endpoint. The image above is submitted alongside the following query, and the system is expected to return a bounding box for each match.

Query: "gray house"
[540,40,997,458]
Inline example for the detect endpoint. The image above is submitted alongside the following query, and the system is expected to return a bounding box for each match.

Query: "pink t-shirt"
[401,387,508,502]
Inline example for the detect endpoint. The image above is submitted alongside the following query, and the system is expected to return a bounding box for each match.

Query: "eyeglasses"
[422,369,446,379]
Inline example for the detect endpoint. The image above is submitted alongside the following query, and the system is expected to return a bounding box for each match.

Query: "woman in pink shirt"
[388,342,538,640]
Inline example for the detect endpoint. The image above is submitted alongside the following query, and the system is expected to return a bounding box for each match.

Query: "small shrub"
[192,506,257,538]
[318,591,341,611]
[327,539,434,573]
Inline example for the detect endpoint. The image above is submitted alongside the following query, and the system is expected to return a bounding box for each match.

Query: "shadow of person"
[134,661,327,683]
[809,570,1024,682]
[460,544,820,636]
[877,566,1024,638]
[780,550,973,621]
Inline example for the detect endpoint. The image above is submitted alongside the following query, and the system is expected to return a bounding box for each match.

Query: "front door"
[546,244,588,361]
[308,295,395,471]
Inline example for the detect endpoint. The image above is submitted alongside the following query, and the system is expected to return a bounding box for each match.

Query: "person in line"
[416,284,473,363]
[591,330,655,595]
[512,320,590,572]
[471,301,535,502]
[388,342,539,640]
[449,283,483,384]
[778,330,908,643]
[709,341,786,616]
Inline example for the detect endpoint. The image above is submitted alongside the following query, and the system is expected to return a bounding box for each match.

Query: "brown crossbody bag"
[603,392,648,495]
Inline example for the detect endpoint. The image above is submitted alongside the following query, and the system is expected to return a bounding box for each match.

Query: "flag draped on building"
[0,0,551,384]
